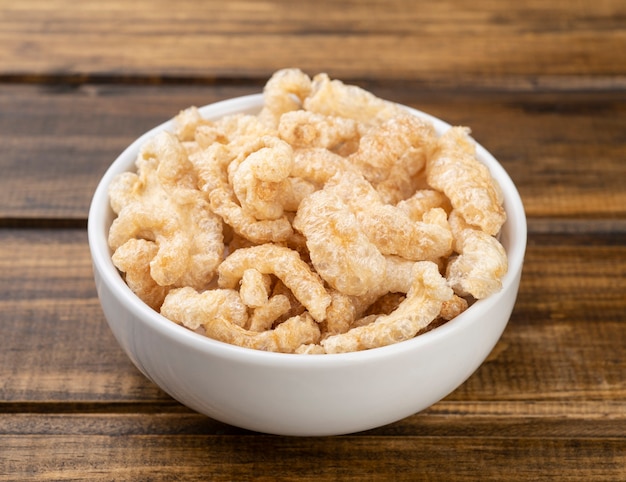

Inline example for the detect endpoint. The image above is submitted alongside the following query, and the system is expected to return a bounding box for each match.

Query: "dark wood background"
[1,1,625,480]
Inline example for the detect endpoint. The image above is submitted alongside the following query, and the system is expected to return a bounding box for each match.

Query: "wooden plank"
[0,229,624,404]
[1,0,626,89]
[0,230,169,402]
[1,84,625,220]
[1,429,625,481]
[2,400,626,437]
[452,233,626,402]
[0,84,258,220]
[2,1,623,479]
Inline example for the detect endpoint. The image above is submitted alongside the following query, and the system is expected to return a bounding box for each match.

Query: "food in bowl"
[89,71,526,435]
[105,68,509,354]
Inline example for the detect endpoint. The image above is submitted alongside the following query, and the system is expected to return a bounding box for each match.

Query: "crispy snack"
[427,127,506,236]
[239,268,272,308]
[304,73,404,126]
[396,189,452,221]
[198,312,320,353]
[291,147,354,187]
[189,142,233,193]
[322,290,358,336]
[321,262,453,353]
[326,171,453,261]
[161,286,248,330]
[231,135,294,220]
[281,177,317,212]
[336,255,416,323]
[209,186,294,244]
[348,114,435,189]
[109,133,224,290]
[162,288,319,352]
[190,114,277,193]
[108,69,509,354]
[219,113,278,147]
[278,110,362,155]
[111,238,169,311]
[259,68,313,127]
[447,227,508,299]
[248,295,292,332]
[173,106,214,142]
[217,244,332,322]
[293,188,387,296]
[357,205,453,261]
[271,279,307,322]
[445,209,508,299]
[365,292,406,317]
[439,294,470,321]
[150,132,201,203]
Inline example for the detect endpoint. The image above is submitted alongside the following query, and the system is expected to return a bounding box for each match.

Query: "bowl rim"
[88,93,527,367]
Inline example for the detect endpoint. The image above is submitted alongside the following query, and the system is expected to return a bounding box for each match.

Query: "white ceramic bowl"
[88,94,526,436]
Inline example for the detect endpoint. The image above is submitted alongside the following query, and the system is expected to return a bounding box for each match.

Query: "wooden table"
[1,1,625,480]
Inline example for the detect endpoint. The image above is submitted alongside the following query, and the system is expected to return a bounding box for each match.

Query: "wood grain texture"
[1,85,625,220]
[1,230,624,404]
[1,430,625,481]
[2,0,625,479]
[1,0,626,90]
[0,84,258,220]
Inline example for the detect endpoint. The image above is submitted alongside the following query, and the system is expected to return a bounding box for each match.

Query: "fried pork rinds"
[281,177,317,212]
[278,110,362,155]
[191,114,278,192]
[206,313,321,353]
[109,171,138,214]
[190,113,275,181]
[162,289,319,352]
[239,268,272,308]
[295,343,326,355]
[108,137,224,290]
[247,295,292,332]
[218,113,278,147]
[218,244,332,322]
[109,69,510,354]
[345,114,435,204]
[291,147,354,188]
[439,294,469,321]
[209,186,294,244]
[348,114,435,185]
[446,227,508,299]
[293,188,387,297]
[232,136,294,184]
[189,142,233,193]
[358,205,453,261]
[330,255,416,324]
[112,238,170,311]
[445,209,508,299]
[304,73,404,126]
[322,290,358,336]
[380,255,417,293]
[374,163,425,205]
[259,68,313,127]
[427,127,506,236]
[149,132,200,203]
[173,106,214,142]
[271,279,307,322]
[161,286,248,330]
[321,262,453,353]
[231,136,294,220]
[326,171,453,261]
[396,189,452,221]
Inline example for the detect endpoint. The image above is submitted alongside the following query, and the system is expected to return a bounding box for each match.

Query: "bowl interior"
[88,93,527,362]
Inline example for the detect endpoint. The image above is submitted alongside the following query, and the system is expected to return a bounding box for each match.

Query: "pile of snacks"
[108,69,508,354]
